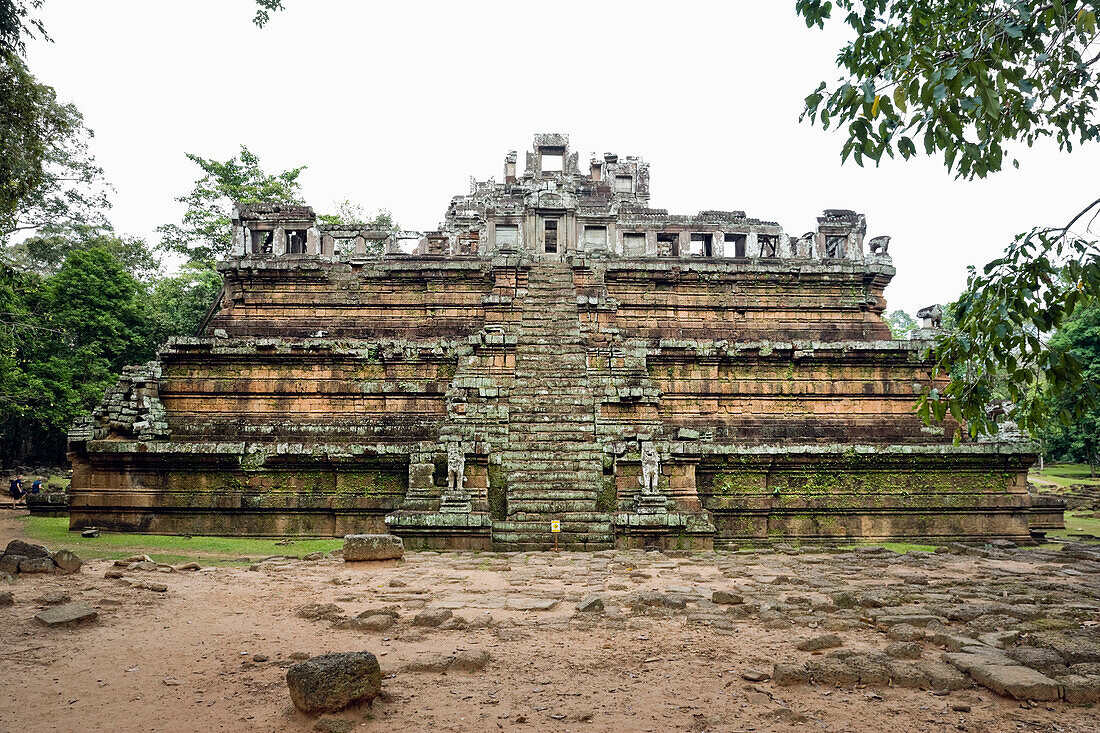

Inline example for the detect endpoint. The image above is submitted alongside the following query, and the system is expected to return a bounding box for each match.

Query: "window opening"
[287,230,308,254]
[657,233,678,257]
[250,230,273,254]
[689,233,713,257]
[759,235,778,258]
[725,233,747,258]
[825,235,847,258]
[541,151,563,173]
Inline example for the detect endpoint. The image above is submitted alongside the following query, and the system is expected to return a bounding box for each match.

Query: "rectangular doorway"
[543,218,559,255]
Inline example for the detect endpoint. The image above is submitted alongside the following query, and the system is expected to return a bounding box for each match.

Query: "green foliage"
[317,199,399,257]
[1038,302,1100,465]
[157,145,305,266]
[0,244,153,461]
[797,0,1100,179]
[884,309,917,338]
[252,0,285,28]
[0,50,109,241]
[0,0,46,57]
[798,0,1100,438]
[144,263,223,343]
[12,223,159,279]
[921,232,1100,437]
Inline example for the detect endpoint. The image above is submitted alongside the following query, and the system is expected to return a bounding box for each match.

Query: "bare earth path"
[2,512,1098,733]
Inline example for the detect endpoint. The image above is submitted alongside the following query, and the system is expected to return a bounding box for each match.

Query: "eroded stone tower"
[68,134,1040,549]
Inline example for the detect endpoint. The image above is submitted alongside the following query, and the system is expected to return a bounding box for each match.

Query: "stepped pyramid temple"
[68,134,1051,550]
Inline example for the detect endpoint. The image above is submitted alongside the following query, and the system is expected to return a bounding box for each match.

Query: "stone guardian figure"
[446,442,465,493]
[639,442,660,495]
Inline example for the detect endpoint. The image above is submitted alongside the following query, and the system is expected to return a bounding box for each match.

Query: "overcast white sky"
[24,1,1095,316]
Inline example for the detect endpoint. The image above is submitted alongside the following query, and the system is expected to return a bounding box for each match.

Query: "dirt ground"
[1,511,1098,733]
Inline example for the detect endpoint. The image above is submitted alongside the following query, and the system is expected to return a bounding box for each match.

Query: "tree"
[0,245,152,463]
[318,199,399,257]
[0,0,46,57]
[884,309,918,339]
[0,50,109,243]
[11,223,159,280]
[1040,301,1100,473]
[157,145,305,266]
[252,0,285,28]
[796,0,1100,437]
[144,263,222,344]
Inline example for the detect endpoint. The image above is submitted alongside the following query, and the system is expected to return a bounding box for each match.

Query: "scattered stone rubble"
[0,540,82,576]
[282,540,1100,710]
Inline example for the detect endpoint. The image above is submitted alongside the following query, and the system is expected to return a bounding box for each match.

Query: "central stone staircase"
[493,260,613,550]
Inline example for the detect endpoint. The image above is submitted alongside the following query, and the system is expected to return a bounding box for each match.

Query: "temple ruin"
[68,134,1044,549]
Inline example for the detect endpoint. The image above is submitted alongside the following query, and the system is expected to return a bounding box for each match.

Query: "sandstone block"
[1060,674,1100,705]
[712,590,743,605]
[576,595,604,613]
[966,662,1062,701]
[413,608,452,627]
[772,662,811,686]
[4,540,49,559]
[19,557,56,574]
[51,549,83,574]
[796,634,842,652]
[342,534,403,562]
[286,651,381,714]
[34,601,97,627]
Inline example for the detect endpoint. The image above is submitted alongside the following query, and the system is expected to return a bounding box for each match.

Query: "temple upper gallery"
[68,133,1053,550]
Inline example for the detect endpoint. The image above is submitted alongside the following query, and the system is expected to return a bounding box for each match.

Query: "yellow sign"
[550,520,561,533]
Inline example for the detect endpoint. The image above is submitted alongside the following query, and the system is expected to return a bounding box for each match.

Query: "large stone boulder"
[342,534,403,562]
[51,549,83,574]
[4,540,49,559]
[19,557,57,574]
[285,651,381,714]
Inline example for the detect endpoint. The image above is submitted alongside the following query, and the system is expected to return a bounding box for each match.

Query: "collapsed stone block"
[342,535,403,562]
[285,652,381,715]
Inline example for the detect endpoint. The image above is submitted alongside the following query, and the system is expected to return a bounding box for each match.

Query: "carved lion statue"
[916,304,944,328]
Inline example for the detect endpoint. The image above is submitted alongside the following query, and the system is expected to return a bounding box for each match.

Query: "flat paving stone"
[34,601,97,627]
[506,598,559,611]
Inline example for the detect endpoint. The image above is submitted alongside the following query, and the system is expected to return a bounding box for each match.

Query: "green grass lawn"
[1048,510,1100,541]
[18,516,342,565]
[1031,462,1100,489]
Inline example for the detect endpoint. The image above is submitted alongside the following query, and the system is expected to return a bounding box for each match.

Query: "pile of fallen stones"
[0,540,82,578]
[102,554,201,592]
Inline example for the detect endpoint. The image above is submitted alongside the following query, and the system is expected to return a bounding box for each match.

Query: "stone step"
[505,499,600,510]
[505,511,612,523]
[491,521,612,534]
[502,451,603,463]
[507,471,603,483]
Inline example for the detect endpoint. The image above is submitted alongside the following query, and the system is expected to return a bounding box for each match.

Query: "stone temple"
[68,133,1050,550]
